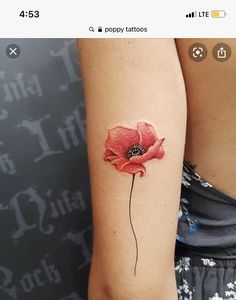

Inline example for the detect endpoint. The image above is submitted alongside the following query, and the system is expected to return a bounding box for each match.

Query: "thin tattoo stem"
[129,173,138,276]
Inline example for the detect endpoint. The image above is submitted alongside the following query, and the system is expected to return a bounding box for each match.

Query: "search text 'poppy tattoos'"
[103,122,165,276]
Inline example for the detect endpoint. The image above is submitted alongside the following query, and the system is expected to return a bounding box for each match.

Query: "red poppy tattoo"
[104,122,165,276]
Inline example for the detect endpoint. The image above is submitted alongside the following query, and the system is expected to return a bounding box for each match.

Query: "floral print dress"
[175,162,236,300]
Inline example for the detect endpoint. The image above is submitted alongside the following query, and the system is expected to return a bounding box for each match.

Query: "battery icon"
[211,10,227,18]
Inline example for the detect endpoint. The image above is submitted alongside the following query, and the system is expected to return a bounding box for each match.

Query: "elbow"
[88,259,178,300]
[89,280,178,300]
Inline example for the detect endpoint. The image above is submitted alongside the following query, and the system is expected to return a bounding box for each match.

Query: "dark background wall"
[0,39,91,300]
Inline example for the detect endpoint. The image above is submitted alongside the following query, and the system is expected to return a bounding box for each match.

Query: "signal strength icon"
[186,11,197,18]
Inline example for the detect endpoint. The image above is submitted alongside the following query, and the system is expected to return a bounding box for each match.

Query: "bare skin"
[78,39,186,300]
[176,39,236,197]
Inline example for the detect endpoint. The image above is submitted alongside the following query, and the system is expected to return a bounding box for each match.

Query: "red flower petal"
[137,122,157,150]
[129,138,165,164]
[154,144,165,159]
[112,157,146,176]
[111,157,130,169]
[122,163,146,177]
[105,126,140,157]
[104,149,118,161]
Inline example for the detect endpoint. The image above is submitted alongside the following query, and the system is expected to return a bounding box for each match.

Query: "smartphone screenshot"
[0,1,235,300]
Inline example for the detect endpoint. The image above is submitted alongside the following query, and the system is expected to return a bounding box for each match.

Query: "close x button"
[6,44,21,59]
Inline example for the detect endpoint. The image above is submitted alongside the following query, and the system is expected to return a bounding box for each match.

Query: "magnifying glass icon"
[89,26,95,32]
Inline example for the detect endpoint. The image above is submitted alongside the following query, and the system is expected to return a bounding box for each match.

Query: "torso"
[176,39,236,197]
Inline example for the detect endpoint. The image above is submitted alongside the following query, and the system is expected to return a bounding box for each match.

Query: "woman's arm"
[78,39,186,300]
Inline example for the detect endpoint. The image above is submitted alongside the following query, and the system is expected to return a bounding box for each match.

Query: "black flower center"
[126,144,145,159]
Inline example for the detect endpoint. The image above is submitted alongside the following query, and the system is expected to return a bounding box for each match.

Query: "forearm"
[78,38,186,300]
